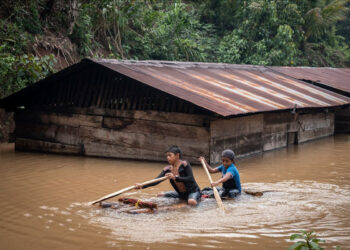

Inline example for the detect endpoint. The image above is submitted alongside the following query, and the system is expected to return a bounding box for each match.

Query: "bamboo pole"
[200,158,225,211]
[90,176,168,205]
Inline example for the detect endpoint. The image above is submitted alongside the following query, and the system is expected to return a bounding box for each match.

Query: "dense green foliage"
[0,17,56,99]
[0,0,349,98]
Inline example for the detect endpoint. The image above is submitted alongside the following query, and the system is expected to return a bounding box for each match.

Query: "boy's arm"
[199,156,219,173]
[212,172,232,187]
[136,167,169,189]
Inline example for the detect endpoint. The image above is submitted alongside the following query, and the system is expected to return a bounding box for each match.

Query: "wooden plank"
[121,81,130,110]
[263,123,288,134]
[16,122,56,141]
[84,142,166,161]
[298,126,334,143]
[262,132,287,151]
[83,68,99,107]
[61,77,71,106]
[126,81,135,110]
[60,108,209,127]
[211,114,263,138]
[298,113,333,130]
[264,112,294,125]
[15,122,81,145]
[91,70,104,107]
[79,126,209,160]
[83,141,202,163]
[111,77,120,110]
[22,108,211,127]
[55,82,65,107]
[15,110,103,128]
[335,106,350,132]
[106,110,210,127]
[159,92,167,112]
[335,121,350,133]
[102,117,209,139]
[210,132,263,164]
[50,83,60,106]
[131,84,140,110]
[68,74,78,105]
[15,138,81,154]
[72,73,85,107]
[77,69,92,107]
[100,73,113,108]
[104,74,116,109]
[96,74,107,108]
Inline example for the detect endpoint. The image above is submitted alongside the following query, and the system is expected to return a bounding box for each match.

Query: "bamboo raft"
[98,190,268,214]
[99,197,187,214]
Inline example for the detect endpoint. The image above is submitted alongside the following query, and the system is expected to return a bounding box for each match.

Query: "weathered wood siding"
[297,112,334,143]
[210,114,263,164]
[335,106,350,133]
[14,107,335,164]
[14,109,210,163]
[210,111,335,164]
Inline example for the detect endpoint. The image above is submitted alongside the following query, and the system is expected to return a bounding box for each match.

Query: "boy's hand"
[211,181,220,187]
[165,173,176,180]
[134,183,142,189]
[199,156,206,162]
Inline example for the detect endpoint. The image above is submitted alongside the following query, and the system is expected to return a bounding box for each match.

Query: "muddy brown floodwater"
[1,134,350,249]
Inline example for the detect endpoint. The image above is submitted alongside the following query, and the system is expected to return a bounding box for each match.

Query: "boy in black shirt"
[135,145,201,206]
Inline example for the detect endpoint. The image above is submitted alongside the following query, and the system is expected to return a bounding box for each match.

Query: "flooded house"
[270,66,350,133]
[0,59,349,164]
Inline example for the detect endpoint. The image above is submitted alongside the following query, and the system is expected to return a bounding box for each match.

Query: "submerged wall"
[14,108,210,163]
[13,108,335,164]
[210,111,334,164]
[335,105,350,133]
[0,109,14,143]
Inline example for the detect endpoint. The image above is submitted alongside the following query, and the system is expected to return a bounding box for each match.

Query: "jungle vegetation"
[0,0,349,99]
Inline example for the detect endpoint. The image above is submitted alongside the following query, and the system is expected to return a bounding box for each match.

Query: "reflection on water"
[0,134,350,249]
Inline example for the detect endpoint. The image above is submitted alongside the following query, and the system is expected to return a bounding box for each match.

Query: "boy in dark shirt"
[200,149,241,198]
[135,145,201,206]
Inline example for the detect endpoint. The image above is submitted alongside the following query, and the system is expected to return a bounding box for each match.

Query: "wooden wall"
[14,108,210,163]
[210,111,335,164]
[14,108,335,164]
[335,105,350,133]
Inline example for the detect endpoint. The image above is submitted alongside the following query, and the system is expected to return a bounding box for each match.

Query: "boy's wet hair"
[166,145,182,158]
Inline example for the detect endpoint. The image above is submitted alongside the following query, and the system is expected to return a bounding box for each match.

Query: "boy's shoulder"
[163,165,172,171]
[181,160,188,167]
[216,164,224,171]
[228,164,239,173]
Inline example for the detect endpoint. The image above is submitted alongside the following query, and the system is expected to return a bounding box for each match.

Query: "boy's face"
[166,152,179,165]
[222,157,233,168]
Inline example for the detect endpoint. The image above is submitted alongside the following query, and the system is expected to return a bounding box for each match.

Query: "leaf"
[290,234,303,240]
[288,241,305,250]
[310,241,322,250]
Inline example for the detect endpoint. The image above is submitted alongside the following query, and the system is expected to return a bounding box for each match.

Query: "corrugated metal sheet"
[270,66,350,93]
[93,59,350,117]
[1,59,349,117]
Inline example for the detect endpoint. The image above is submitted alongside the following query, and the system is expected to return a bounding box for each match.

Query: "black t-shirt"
[143,161,200,194]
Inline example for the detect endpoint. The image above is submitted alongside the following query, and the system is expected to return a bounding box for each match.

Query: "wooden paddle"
[89,176,168,205]
[200,158,225,211]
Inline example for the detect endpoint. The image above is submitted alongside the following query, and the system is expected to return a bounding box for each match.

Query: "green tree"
[137,1,216,61]
[301,0,350,66]
[217,0,303,65]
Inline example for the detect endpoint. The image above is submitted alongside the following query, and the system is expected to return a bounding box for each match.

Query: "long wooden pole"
[90,176,168,205]
[200,158,225,211]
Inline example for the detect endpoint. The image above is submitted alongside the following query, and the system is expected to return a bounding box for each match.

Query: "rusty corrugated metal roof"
[270,66,350,94]
[92,59,350,117]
